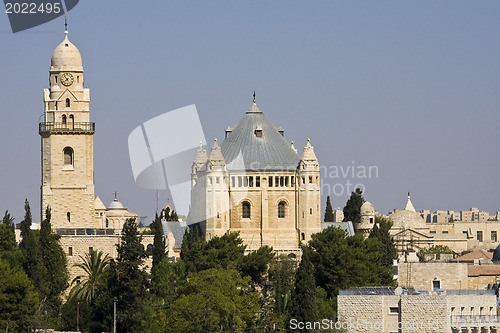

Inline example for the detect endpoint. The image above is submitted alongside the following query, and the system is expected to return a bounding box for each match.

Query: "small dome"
[361,201,375,214]
[51,30,82,70]
[107,198,125,210]
[51,85,61,92]
[389,210,427,230]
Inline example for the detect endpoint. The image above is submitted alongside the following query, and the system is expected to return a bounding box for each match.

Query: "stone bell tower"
[39,28,95,229]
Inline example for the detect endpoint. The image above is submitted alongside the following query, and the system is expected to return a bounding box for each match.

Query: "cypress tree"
[39,206,68,313]
[289,248,318,329]
[343,188,365,223]
[151,212,166,269]
[324,196,334,222]
[112,218,149,332]
[19,200,39,280]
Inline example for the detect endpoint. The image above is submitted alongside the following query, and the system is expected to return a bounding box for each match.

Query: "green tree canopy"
[69,250,111,304]
[237,245,274,285]
[151,212,166,270]
[39,206,69,314]
[111,218,149,333]
[0,210,23,268]
[289,249,318,329]
[324,196,334,222]
[0,258,39,332]
[165,268,259,333]
[307,226,393,303]
[181,230,247,273]
[369,215,397,277]
[342,188,365,223]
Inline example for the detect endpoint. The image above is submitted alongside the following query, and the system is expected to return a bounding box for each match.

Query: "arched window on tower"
[278,201,286,218]
[66,98,70,108]
[63,147,74,165]
[69,114,74,129]
[242,201,251,219]
[67,212,71,222]
[62,115,67,124]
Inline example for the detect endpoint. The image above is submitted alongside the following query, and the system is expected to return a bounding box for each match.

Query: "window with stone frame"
[64,147,74,165]
[242,201,251,219]
[278,201,286,218]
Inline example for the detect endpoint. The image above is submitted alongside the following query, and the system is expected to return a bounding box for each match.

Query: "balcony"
[39,122,95,135]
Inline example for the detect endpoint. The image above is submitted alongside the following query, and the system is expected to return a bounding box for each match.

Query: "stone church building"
[38,29,152,283]
[188,101,322,255]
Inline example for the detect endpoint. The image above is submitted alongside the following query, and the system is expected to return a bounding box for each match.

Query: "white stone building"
[188,101,322,254]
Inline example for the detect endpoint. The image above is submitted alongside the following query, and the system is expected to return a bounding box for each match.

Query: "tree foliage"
[342,188,365,223]
[39,206,69,314]
[151,212,166,270]
[0,258,39,332]
[111,218,149,333]
[165,268,259,333]
[69,250,111,304]
[237,245,274,284]
[0,210,23,268]
[369,215,397,274]
[324,196,334,222]
[181,230,247,273]
[307,226,394,304]
[289,249,318,329]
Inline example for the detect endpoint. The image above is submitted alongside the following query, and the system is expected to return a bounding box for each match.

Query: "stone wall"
[338,292,498,333]
[398,262,469,290]
[60,234,154,288]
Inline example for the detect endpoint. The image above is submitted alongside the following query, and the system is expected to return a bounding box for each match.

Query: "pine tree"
[324,196,334,222]
[343,188,365,223]
[289,249,318,329]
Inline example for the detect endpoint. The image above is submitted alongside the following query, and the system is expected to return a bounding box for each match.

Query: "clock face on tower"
[60,73,74,86]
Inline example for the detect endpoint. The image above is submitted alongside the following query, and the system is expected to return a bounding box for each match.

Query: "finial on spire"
[114,191,118,200]
[64,13,67,31]
[253,91,256,104]
[408,192,410,197]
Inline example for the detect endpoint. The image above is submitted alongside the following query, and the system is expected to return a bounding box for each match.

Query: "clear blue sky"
[1,1,499,223]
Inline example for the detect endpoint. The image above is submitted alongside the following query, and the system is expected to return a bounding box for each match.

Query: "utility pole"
[113,297,117,333]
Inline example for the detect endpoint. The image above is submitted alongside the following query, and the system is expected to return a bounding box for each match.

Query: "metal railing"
[39,122,95,134]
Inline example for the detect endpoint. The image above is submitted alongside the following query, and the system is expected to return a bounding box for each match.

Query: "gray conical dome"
[220,103,300,171]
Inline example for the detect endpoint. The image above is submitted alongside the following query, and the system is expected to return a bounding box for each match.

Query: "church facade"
[188,102,322,255]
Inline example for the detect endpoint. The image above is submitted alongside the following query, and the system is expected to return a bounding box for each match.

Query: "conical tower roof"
[404,192,416,212]
[220,103,300,171]
[301,138,318,162]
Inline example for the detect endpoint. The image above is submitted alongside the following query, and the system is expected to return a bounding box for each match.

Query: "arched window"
[242,201,251,219]
[67,212,71,222]
[301,232,305,241]
[146,244,153,256]
[66,98,71,107]
[63,147,74,165]
[278,201,286,218]
[62,115,67,124]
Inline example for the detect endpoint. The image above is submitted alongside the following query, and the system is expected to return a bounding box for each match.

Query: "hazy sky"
[1,1,499,224]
